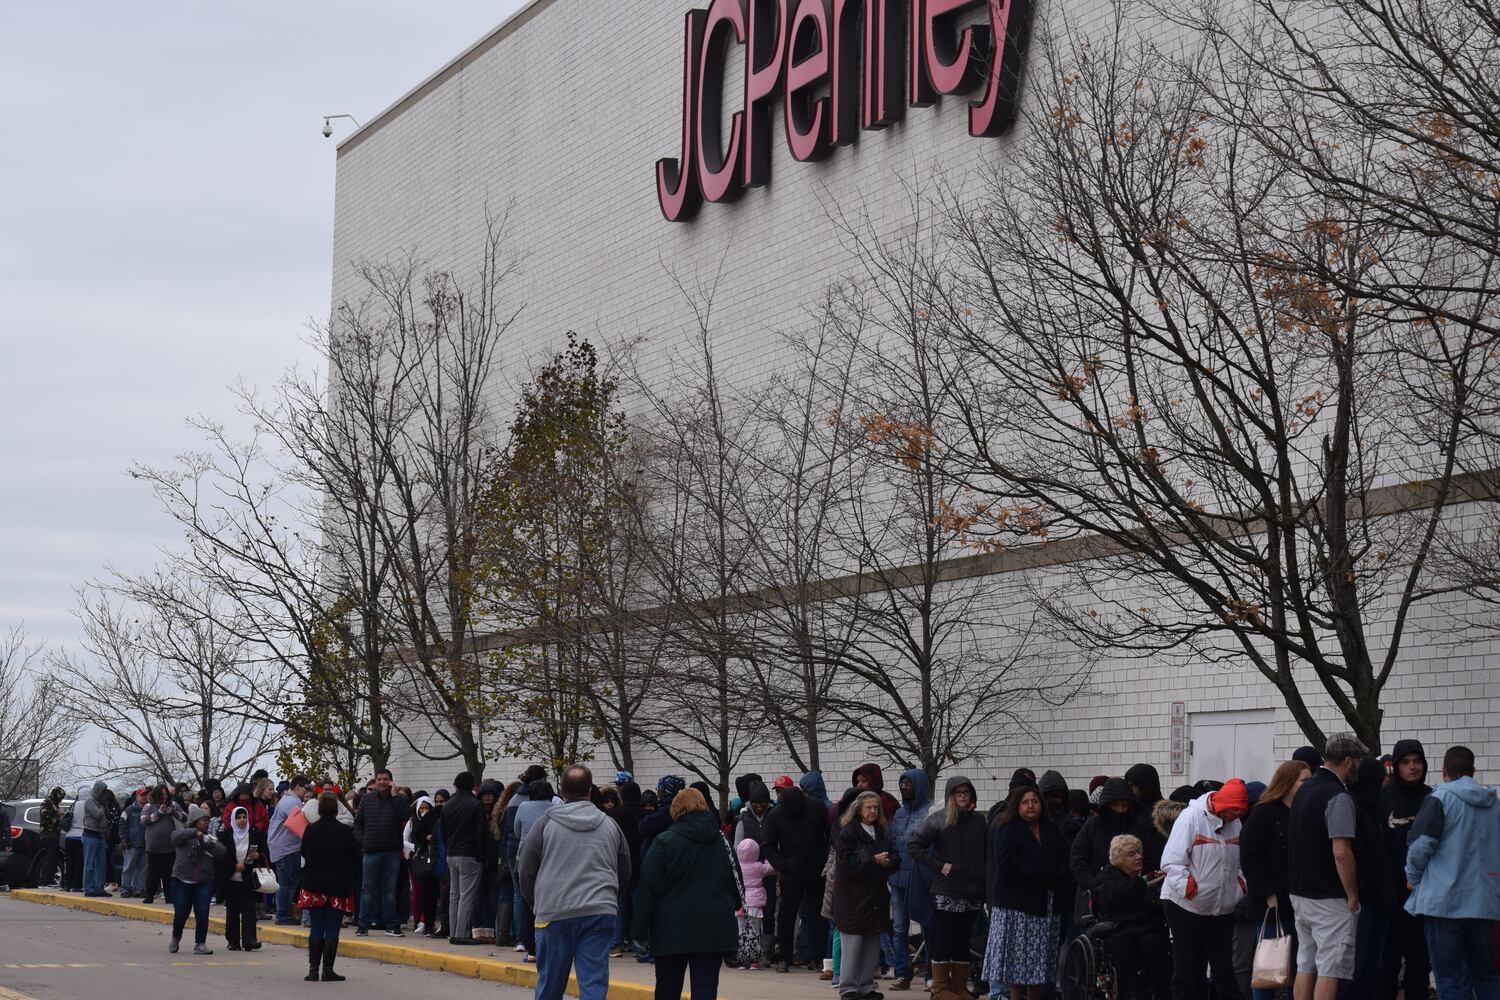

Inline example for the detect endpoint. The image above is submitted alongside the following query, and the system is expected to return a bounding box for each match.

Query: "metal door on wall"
[1190,709,1277,785]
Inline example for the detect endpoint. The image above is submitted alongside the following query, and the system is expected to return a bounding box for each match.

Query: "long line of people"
[10,735,1500,1000]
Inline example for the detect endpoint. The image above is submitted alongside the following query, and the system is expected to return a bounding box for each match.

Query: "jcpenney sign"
[655,0,1035,222]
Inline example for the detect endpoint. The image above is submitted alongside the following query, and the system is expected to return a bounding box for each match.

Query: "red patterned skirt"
[297,889,355,913]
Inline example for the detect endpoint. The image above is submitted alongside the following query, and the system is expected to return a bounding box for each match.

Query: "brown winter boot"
[928,962,951,1000]
[947,963,971,1000]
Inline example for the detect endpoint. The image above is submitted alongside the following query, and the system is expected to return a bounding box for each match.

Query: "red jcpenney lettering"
[656,0,1035,222]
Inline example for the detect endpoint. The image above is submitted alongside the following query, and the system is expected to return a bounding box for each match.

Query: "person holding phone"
[169,806,226,954]
[1093,834,1172,1000]
[217,805,269,951]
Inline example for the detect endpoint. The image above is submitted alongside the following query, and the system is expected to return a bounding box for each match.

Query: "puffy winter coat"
[353,789,410,854]
[908,775,987,904]
[762,787,830,883]
[1160,792,1245,916]
[736,838,774,910]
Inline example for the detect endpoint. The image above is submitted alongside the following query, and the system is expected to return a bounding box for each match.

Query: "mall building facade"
[330,0,1499,800]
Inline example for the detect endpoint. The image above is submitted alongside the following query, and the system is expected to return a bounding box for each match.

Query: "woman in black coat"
[983,786,1070,1000]
[832,791,899,1000]
[216,806,269,951]
[908,775,987,1000]
[300,793,361,982]
[1239,761,1308,1000]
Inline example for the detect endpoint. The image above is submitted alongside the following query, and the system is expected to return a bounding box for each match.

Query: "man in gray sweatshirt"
[81,780,110,897]
[518,764,630,1000]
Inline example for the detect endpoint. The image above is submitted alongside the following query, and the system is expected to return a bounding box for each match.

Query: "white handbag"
[250,866,279,895]
[1251,908,1294,989]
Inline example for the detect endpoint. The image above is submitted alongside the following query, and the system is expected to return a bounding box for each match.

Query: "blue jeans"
[360,850,400,930]
[308,906,343,943]
[885,880,911,978]
[81,831,107,894]
[1424,916,1500,1000]
[171,878,213,945]
[273,854,301,922]
[1337,907,1388,1000]
[536,912,615,1000]
[122,846,145,893]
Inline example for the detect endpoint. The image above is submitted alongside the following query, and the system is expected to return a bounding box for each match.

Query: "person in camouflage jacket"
[38,787,66,885]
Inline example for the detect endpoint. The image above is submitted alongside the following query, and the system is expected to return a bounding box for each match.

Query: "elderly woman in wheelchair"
[1062,834,1171,1000]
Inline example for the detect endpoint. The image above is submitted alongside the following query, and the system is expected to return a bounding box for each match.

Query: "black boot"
[322,940,346,982]
[306,939,324,981]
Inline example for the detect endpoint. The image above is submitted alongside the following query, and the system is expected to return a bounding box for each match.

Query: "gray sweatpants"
[448,856,482,938]
[840,931,881,998]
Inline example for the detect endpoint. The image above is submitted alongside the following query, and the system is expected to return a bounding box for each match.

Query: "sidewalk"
[9,889,841,1000]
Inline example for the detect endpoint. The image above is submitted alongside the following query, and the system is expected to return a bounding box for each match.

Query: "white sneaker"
[414,922,426,934]
[513,943,526,952]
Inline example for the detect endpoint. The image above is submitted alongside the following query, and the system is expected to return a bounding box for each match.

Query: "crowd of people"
[11,734,1500,1000]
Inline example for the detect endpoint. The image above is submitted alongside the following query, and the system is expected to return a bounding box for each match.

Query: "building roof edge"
[335,0,559,159]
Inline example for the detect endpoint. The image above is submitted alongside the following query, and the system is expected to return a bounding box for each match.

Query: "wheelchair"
[1060,891,1162,1000]
[1061,910,1122,1000]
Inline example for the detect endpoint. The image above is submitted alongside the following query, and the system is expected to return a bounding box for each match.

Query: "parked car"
[4,798,74,840]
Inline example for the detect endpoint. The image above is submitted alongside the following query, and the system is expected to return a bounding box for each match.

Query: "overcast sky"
[0,2,528,651]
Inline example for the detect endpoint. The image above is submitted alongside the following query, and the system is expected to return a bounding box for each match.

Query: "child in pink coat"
[736,838,775,969]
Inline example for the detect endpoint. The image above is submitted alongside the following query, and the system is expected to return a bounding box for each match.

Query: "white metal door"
[1190,709,1277,785]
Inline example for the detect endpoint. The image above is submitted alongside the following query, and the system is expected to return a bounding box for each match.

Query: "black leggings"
[144,851,174,902]
[413,874,438,927]
[655,953,723,1000]
[932,908,979,962]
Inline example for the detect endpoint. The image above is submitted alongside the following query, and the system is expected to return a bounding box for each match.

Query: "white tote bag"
[1251,908,1294,990]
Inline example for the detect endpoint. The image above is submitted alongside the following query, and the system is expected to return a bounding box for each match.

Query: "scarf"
[230,806,252,877]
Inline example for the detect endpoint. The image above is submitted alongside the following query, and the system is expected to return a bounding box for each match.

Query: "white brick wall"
[331,0,1500,804]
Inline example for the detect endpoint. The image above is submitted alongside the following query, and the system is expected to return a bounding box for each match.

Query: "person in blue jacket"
[886,768,933,990]
[1403,745,1500,1000]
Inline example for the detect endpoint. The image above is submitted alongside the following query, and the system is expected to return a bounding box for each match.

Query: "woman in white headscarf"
[216,805,268,951]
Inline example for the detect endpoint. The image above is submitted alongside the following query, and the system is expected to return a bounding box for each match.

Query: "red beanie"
[1210,778,1249,814]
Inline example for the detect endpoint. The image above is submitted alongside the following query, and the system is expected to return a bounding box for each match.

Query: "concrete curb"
[11,889,665,999]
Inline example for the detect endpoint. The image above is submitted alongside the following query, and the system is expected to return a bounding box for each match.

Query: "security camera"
[321,121,333,139]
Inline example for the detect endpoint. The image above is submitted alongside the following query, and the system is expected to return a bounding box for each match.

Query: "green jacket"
[631,810,739,957]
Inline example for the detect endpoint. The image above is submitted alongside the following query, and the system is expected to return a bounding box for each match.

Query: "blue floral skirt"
[981,899,1060,986]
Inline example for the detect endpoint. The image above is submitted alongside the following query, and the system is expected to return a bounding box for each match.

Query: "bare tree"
[626,289,767,810]
[913,10,1481,750]
[0,626,84,798]
[53,582,274,786]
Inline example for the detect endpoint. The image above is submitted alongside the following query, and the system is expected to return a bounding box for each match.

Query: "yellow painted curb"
[11,889,666,1000]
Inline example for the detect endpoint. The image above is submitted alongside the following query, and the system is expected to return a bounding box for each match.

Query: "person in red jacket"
[223,784,270,834]
[853,764,901,822]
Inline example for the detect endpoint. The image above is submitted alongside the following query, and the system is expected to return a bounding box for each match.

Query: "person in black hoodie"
[909,775,987,1000]
[1070,779,1162,908]
[1340,756,1393,1000]
[1125,764,1165,810]
[762,785,831,973]
[611,781,647,953]
[1377,740,1429,1000]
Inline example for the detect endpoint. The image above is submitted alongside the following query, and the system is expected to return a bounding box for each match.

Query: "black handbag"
[410,846,435,880]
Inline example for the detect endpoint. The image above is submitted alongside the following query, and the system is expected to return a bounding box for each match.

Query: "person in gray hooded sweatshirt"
[518,764,630,1000]
[81,780,111,896]
[170,805,226,954]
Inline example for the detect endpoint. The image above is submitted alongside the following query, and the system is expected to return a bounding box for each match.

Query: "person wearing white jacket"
[1160,778,1250,1000]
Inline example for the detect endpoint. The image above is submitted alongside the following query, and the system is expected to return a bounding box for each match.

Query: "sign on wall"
[656,0,1036,222]
[1170,701,1186,776]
